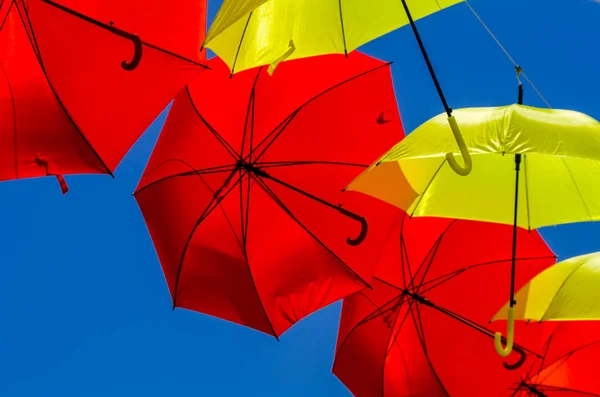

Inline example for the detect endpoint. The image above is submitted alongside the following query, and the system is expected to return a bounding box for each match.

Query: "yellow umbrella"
[346,99,600,357]
[203,0,472,176]
[492,252,600,322]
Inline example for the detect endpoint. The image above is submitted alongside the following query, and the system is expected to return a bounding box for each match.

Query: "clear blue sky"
[1,1,599,395]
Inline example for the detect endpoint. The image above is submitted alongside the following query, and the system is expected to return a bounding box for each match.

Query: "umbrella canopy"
[493,252,600,322]
[0,0,207,190]
[347,104,600,230]
[134,52,403,338]
[333,212,556,397]
[513,322,600,396]
[204,0,463,74]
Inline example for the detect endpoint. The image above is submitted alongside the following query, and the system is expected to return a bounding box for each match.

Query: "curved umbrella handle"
[503,344,527,370]
[338,207,368,246]
[494,307,515,357]
[109,24,143,71]
[445,115,472,176]
[268,40,295,76]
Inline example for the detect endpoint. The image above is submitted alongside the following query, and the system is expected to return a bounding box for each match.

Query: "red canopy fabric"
[333,212,557,397]
[0,0,206,190]
[514,322,600,396]
[135,52,403,338]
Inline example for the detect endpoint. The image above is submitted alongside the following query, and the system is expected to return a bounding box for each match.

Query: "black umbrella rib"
[410,302,451,397]
[17,4,113,178]
[337,0,348,56]
[172,168,244,308]
[0,62,18,177]
[229,11,253,77]
[38,0,209,69]
[408,158,447,218]
[186,86,242,162]
[538,385,600,396]
[258,161,369,169]
[258,171,368,245]
[0,0,14,32]
[134,164,239,195]
[251,175,370,288]
[248,61,393,163]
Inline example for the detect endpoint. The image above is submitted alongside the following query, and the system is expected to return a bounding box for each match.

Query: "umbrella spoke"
[134,163,239,195]
[186,87,242,162]
[172,168,245,308]
[258,160,369,170]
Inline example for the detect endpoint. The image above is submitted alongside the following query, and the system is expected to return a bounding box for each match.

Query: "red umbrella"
[0,0,207,192]
[333,212,557,397]
[514,322,600,396]
[134,52,403,338]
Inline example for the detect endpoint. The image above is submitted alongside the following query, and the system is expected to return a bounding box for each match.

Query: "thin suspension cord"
[464,1,552,109]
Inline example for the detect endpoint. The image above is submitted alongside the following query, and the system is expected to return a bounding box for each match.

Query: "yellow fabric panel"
[348,105,600,229]
[492,253,600,321]
[204,0,463,73]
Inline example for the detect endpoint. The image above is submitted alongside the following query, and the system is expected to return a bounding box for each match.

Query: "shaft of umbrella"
[510,154,522,308]
[398,0,451,116]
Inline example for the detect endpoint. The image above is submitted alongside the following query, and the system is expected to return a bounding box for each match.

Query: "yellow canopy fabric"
[491,252,600,322]
[204,0,463,74]
[347,105,600,229]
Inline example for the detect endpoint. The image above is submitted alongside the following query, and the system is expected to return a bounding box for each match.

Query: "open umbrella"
[134,52,403,338]
[204,0,472,176]
[333,212,556,396]
[0,0,207,191]
[492,252,600,323]
[513,322,600,396]
[346,93,600,356]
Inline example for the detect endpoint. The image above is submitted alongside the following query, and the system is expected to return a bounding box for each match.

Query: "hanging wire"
[464,1,553,109]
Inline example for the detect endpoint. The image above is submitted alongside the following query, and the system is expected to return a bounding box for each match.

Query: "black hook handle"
[503,343,527,370]
[338,207,368,246]
[109,24,143,71]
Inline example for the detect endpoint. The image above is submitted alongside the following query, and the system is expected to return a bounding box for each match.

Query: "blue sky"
[1,0,600,395]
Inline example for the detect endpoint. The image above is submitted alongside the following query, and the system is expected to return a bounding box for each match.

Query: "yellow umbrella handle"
[494,307,515,356]
[445,115,472,176]
[268,40,296,75]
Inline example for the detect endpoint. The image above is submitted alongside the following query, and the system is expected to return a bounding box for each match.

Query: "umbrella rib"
[241,70,261,159]
[17,4,114,177]
[172,168,244,308]
[409,158,447,217]
[39,0,210,68]
[538,385,600,396]
[0,61,18,178]
[0,0,14,32]
[337,0,348,55]
[561,158,593,220]
[185,86,242,162]
[410,302,452,397]
[134,164,239,195]
[258,161,369,169]
[248,62,393,162]
[540,340,600,374]
[524,155,532,230]
[229,12,253,76]
[252,175,370,289]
